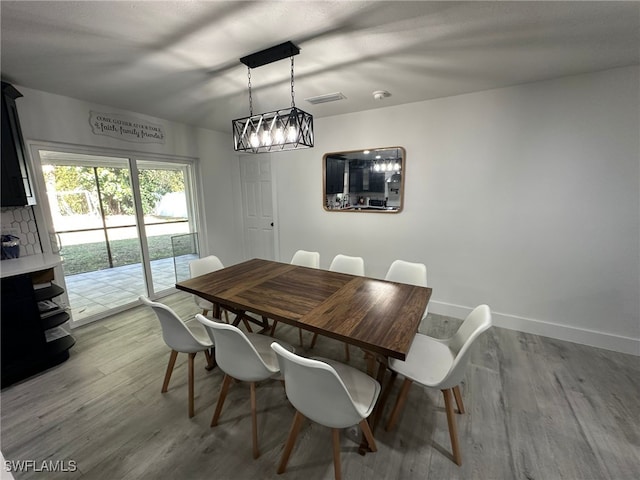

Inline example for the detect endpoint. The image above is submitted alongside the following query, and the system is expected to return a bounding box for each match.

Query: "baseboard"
[429,300,640,356]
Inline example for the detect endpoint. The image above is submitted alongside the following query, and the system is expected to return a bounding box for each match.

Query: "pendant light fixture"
[232,41,314,153]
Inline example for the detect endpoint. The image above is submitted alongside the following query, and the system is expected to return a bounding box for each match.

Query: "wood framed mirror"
[323,146,405,213]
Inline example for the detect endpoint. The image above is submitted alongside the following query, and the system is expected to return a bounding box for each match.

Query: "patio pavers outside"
[64,254,197,322]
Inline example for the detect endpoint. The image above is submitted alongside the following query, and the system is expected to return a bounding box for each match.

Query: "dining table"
[175,257,432,449]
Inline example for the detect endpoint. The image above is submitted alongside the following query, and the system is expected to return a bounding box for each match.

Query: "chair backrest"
[271,342,365,428]
[290,250,320,268]
[385,259,429,319]
[189,255,225,309]
[440,304,492,389]
[384,260,427,286]
[189,255,224,278]
[195,314,277,381]
[139,296,209,352]
[329,254,365,276]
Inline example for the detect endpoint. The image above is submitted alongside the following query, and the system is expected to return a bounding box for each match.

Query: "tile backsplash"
[1,206,42,257]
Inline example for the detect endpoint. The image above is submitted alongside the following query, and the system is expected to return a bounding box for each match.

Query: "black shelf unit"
[35,283,65,302]
[41,311,71,331]
[1,270,74,388]
[45,335,76,357]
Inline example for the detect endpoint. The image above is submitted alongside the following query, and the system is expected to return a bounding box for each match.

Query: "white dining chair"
[310,254,365,361]
[384,259,429,319]
[1,451,15,480]
[139,296,214,418]
[384,304,492,465]
[195,314,294,459]
[189,255,229,322]
[270,250,320,345]
[271,342,380,480]
[328,254,365,276]
[290,249,320,268]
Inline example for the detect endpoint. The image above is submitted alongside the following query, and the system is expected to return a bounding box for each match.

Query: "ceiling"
[1,1,638,133]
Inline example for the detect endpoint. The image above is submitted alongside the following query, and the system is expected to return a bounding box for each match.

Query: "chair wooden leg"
[188,352,196,418]
[453,385,465,414]
[161,350,178,393]
[223,309,229,323]
[359,419,377,452]
[204,349,215,370]
[250,382,260,459]
[385,378,413,431]
[201,309,209,317]
[211,374,233,427]
[310,332,319,348]
[332,428,342,480]
[344,343,350,362]
[298,328,304,347]
[277,410,305,474]
[442,388,462,466]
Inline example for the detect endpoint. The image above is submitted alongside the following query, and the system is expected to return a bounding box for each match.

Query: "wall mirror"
[323,146,405,213]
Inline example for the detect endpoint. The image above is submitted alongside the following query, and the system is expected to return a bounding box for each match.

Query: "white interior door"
[240,156,275,260]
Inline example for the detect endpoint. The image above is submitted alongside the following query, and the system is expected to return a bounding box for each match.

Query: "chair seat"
[184,318,215,347]
[249,333,294,373]
[313,356,380,417]
[388,334,454,387]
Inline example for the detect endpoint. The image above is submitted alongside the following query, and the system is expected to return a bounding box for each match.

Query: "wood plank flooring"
[1,292,638,479]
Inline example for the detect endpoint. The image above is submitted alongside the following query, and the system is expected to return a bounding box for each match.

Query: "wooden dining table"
[176,258,432,450]
[176,258,431,361]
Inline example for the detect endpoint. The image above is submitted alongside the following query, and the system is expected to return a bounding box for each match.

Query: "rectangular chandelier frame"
[233,41,313,153]
[232,106,313,153]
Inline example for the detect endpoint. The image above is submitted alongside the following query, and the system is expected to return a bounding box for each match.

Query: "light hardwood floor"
[1,292,639,479]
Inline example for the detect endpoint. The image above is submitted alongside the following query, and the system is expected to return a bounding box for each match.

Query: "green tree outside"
[44,165,185,216]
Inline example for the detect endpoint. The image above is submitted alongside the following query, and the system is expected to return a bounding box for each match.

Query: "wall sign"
[89,111,166,144]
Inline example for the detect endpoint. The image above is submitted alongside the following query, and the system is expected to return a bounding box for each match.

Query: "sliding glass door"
[38,149,199,323]
[135,160,196,293]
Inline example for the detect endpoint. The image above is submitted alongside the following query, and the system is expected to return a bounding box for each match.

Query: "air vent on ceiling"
[305,92,346,105]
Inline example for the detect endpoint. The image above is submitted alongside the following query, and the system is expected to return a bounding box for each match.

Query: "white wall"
[195,127,245,266]
[273,66,640,354]
[15,86,199,158]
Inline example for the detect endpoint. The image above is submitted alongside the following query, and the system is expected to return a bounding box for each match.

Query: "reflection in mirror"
[323,147,405,213]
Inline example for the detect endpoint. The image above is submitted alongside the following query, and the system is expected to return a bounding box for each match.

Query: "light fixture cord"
[290,56,295,108]
[247,66,253,116]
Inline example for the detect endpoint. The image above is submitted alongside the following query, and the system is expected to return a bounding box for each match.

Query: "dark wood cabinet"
[1,269,74,388]
[325,157,345,194]
[1,82,35,207]
[349,168,385,193]
[369,171,386,193]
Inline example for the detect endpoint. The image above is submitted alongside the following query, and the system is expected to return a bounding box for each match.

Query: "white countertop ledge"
[0,253,63,278]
